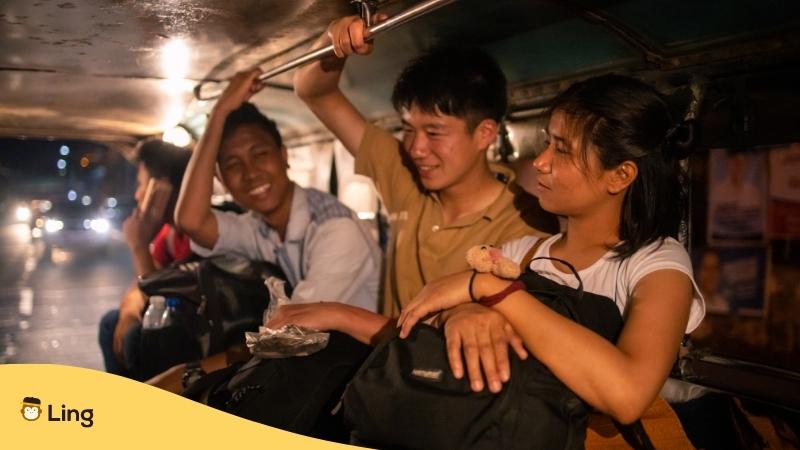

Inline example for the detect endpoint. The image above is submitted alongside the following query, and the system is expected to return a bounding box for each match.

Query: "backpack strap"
[198,262,226,356]
[519,237,546,272]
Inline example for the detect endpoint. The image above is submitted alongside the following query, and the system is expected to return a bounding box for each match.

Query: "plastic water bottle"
[142,295,166,330]
[160,297,180,328]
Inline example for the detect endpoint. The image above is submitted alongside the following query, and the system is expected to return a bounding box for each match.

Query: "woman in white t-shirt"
[398,74,706,424]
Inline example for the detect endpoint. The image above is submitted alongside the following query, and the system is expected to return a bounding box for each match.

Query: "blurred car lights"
[44,219,64,233]
[90,218,110,233]
[31,199,53,213]
[16,205,32,222]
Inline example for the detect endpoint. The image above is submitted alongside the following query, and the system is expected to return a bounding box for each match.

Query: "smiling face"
[532,109,619,219]
[400,104,495,193]
[218,123,293,224]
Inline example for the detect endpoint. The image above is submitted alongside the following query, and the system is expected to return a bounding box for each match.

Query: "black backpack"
[184,331,372,443]
[342,258,634,450]
[132,256,289,380]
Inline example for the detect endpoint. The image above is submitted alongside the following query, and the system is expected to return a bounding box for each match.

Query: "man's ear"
[473,119,499,152]
[607,160,638,194]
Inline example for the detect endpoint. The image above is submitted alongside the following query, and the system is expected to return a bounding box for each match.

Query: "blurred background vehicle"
[32,201,113,256]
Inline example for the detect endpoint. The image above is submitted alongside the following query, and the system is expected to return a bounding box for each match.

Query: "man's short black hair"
[136,139,191,188]
[391,47,507,130]
[221,102,284,149]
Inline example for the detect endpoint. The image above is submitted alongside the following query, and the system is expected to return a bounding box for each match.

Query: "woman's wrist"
[473,272,508,300]
[473,273,525,307]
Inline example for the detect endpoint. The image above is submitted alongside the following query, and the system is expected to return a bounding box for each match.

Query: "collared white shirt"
[191,184,381,312]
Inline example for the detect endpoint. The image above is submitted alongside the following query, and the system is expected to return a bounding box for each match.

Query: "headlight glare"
[44,219,64,233]
[90,218,110,233]
[16,206,32,222]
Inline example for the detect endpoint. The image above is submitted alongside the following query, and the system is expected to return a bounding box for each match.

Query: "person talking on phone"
[98,139,193,378]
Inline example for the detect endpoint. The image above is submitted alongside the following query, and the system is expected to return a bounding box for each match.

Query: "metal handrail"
[193,0,458,101]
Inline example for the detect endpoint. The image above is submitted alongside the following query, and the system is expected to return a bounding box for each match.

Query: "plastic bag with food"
[244,276,329,358]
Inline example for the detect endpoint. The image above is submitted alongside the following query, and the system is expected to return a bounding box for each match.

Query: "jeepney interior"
[1,0,799,447]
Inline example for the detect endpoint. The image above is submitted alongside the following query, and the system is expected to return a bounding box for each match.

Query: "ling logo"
[21,397,42,421]
[20,396,95,427]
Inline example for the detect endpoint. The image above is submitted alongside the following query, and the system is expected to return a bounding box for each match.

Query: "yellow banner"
[1,364,362,449]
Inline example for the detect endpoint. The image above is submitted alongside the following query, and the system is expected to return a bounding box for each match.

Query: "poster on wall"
[707,148,768,243]
[768,143,800,239]
[694,246,768,316]
[767,238,800,351]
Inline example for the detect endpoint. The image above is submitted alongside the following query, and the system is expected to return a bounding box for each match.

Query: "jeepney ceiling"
[0,0,354,140]
[0,0,798,144]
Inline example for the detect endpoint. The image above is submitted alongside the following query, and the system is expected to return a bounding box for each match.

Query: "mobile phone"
[138,178,158,214]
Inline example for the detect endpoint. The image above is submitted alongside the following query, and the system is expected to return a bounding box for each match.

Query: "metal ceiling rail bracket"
[194,0,458,101]
[553,0,668,68]
[351,0,379,27]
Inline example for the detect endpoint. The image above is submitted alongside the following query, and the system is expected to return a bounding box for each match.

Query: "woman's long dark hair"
[549,74,694,259]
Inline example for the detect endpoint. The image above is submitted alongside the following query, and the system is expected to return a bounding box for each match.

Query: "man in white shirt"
[148,70,380,393]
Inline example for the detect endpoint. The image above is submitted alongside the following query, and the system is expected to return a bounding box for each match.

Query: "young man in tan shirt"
[271,15,557,393]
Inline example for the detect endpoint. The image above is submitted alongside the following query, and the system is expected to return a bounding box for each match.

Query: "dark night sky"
[0,139,102,176]
[0,138,135,204]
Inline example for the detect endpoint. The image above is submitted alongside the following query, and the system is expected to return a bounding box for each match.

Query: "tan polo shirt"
[355,123,559,317]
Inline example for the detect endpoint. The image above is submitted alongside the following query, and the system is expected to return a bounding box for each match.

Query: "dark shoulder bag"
[342,241,652,449]
[183,331,372,443]
[132,256,289,380]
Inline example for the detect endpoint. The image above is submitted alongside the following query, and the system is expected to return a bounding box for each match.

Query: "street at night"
[0,221,132,369]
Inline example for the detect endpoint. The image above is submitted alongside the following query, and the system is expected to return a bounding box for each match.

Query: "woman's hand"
[123,178,172,249]
[440,303,528,393]
[397,270,476,338]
